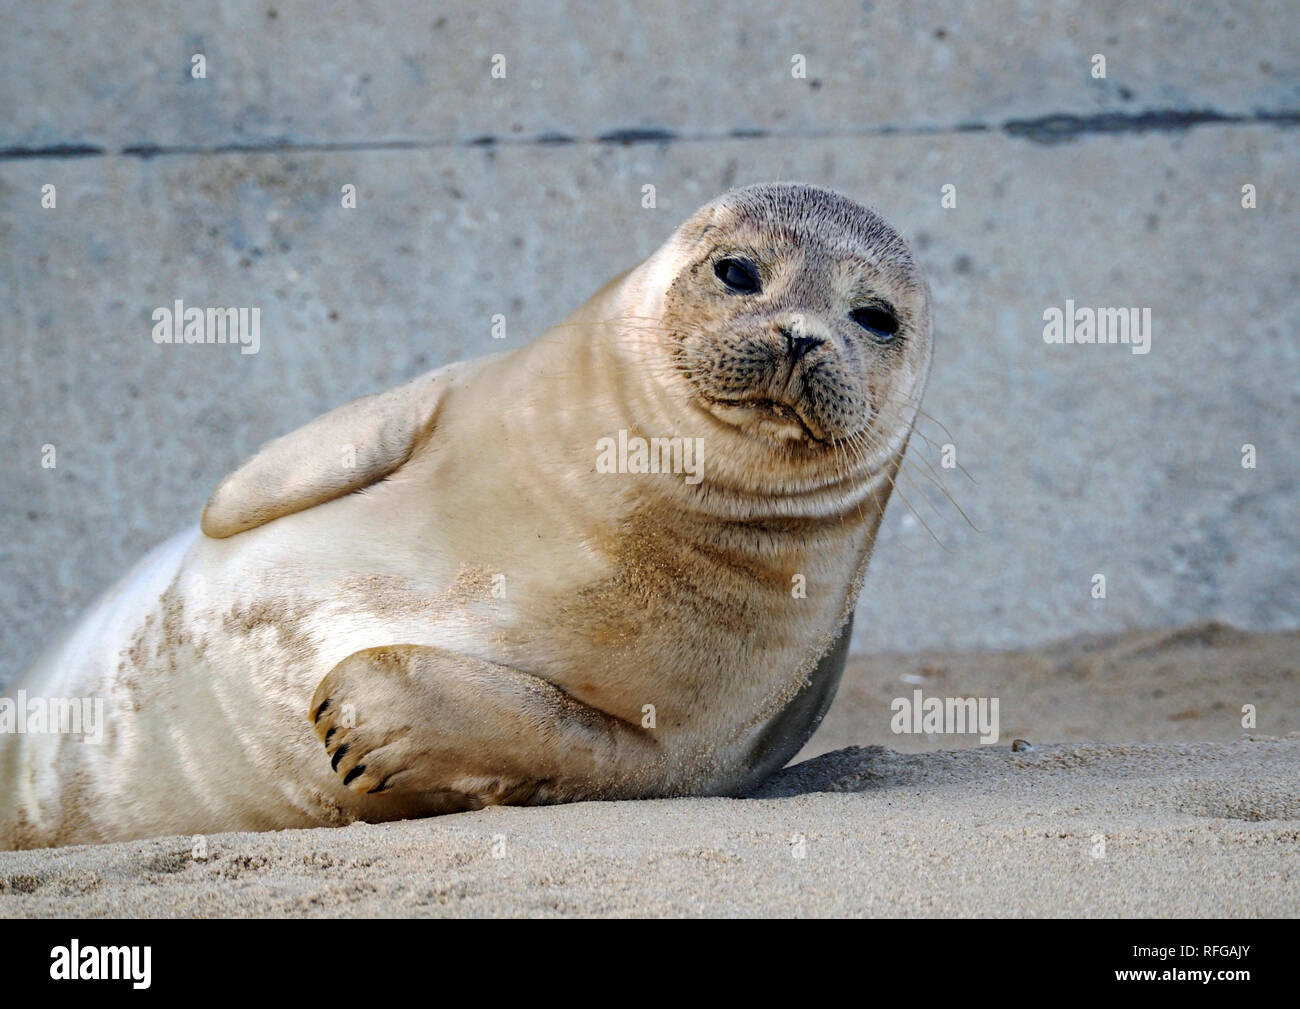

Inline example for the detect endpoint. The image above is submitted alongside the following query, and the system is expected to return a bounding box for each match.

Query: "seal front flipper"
[200,362,466,538]
[309,645,662,809]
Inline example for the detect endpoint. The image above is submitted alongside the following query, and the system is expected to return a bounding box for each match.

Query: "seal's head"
[633,183,932,499]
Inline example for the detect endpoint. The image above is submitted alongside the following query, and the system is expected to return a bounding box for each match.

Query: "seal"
[0,183,932,849]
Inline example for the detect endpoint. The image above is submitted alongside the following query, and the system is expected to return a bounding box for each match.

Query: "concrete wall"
[2,1,1297,684]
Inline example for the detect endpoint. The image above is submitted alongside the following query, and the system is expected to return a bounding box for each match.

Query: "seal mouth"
[701,394,826,443]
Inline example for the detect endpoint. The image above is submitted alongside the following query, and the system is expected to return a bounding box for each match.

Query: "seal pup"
[0,183,932,849]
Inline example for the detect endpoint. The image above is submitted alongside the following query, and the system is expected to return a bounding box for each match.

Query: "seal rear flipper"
[200,363,464,538]
[309,645,663,809]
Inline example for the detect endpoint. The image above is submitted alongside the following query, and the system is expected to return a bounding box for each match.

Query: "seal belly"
[0,527,197,848]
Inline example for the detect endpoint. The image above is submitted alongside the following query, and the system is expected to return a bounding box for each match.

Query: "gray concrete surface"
[2,1,1298,685]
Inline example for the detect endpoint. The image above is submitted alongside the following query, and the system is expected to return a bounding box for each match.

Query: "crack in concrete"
[1003,107,1300,143]
[1,107,1296,161]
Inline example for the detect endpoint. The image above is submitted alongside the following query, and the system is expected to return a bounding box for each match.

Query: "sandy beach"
[2,622,1295,918]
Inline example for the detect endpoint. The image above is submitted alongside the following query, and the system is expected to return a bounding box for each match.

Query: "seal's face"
[660,184,931,469]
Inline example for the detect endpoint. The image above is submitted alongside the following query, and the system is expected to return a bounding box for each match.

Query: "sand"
[2,621,1296,917]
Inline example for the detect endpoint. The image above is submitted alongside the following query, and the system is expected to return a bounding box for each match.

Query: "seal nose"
[780,327,824,363]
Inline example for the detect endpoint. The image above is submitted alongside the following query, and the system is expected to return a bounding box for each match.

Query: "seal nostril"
[784,331,824,362]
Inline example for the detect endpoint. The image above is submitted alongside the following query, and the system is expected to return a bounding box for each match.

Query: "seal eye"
[714,258,761,294]
[851,306,900,341]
